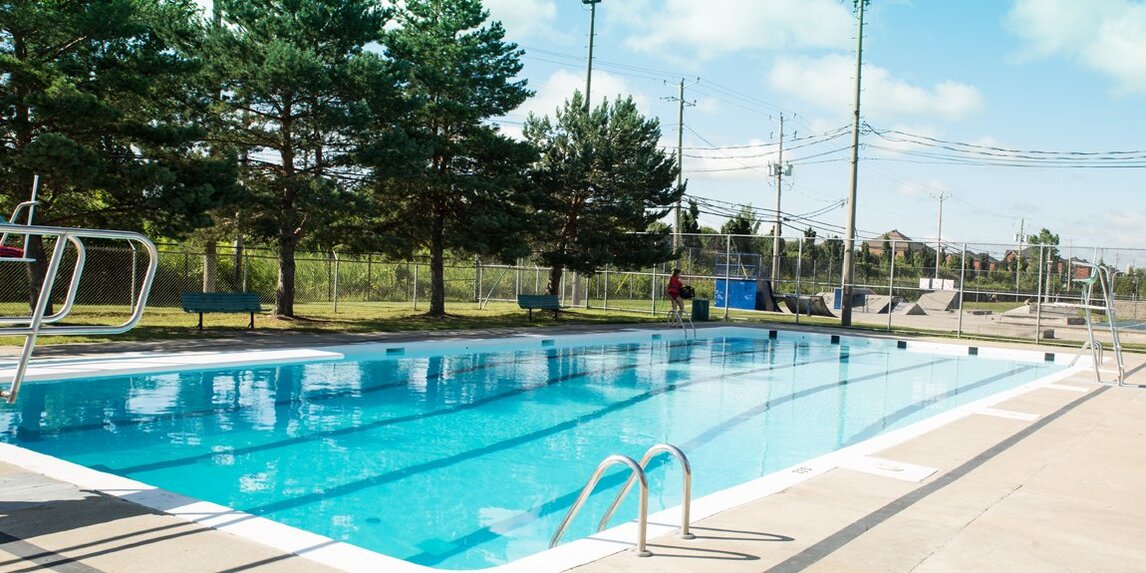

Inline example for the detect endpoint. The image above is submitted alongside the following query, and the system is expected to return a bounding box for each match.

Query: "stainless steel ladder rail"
[1065,262,1125,385]
[1,224,159,403]
[598,443,694,540]
[667,310,695,337]
[550,454,652,557]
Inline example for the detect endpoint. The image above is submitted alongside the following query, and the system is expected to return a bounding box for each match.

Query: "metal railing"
[550,454,652,557]
[1,224,158,403]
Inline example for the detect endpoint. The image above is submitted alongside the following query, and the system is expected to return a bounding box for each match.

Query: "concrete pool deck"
[2,325,1145,573]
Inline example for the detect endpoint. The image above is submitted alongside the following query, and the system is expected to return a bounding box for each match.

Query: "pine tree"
[524,92,681,294]
[0,0,239,308]
[206,0,393,317]
[371,0,535,316]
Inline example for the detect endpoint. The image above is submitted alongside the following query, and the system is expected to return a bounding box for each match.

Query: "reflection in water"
[0,335,1061,570]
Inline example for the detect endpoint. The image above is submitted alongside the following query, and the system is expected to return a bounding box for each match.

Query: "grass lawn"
[0,299,861,347]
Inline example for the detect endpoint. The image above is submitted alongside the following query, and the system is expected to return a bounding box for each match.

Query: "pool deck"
[3,324,1146,573]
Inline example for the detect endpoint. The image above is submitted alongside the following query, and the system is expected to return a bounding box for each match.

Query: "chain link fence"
[4,234,1146,346]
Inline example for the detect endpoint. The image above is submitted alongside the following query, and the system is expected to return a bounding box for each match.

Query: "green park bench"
[517,294,560,320]
[181,292,263,331]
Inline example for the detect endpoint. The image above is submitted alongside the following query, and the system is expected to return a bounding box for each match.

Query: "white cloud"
[617,0,853,61]
[1006,0,1146,94]
[498,69,652,139]
[769,55,984,120]
[484,0,558,40]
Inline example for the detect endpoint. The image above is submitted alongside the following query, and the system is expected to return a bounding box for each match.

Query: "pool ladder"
[0,187,158,403]
[667,310,695,337]
[549,443,694,557]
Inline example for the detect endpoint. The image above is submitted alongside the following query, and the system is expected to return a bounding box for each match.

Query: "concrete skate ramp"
[918,290,960,312]
[893,302,926,315]
[784,294,836,318]
[859,295,892,314]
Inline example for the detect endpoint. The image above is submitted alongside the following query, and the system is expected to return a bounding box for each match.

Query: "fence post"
[1034,244,1044,342]
[888,240,895,332]
[413,261,419,310]
[603,265,609,311]
[723,234,731,320]
[958,243,967,338]
[474,255,480,303]
[796,237,804,320]
[333,251,340,313]
[651,264,658,316]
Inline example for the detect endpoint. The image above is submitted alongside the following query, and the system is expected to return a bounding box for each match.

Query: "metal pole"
[413,261,419,310]
[723,234,731,320]
[1035,244,1044,342]
[675,78,685,252]
[771,114,785,284]
[333,251,340,313]
[795,237,803,325]
[583,0,600,110]
[840,0,867,327]
[958,243,967,338]
[888,240,895,332]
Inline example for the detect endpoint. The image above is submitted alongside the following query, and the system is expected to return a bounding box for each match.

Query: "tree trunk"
[546,266,563,296]
[276,228,296,317]
[24,235,54,316]
[203,240,217,293]
[429,210,446,316]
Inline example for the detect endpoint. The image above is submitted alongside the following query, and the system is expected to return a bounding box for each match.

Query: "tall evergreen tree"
[524,92,680,295]
[205,0,392,317]
[0,0,238,307]
[372,0,535,316]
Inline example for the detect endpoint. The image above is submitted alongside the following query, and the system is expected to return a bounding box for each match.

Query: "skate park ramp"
[918,290,960,312]
[783,294,836,317]
[859,295,892,314]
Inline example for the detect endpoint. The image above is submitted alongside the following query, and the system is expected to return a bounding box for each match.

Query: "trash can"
[691,298,709,322]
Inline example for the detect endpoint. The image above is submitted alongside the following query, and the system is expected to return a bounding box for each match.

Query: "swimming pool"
[0,327,1076,571]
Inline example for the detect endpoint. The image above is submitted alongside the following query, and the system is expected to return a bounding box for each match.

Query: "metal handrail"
[598,443,694,539]
[550,454,652,557]
[0,234,86,325]
[1,224,158,403]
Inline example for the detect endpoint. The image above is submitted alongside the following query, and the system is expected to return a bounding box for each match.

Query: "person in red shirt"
[667,268,685,315]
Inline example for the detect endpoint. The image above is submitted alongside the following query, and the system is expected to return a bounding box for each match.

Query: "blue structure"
[715,279,757,310]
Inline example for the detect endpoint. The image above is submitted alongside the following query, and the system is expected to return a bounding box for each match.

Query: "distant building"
[863,230,926,258]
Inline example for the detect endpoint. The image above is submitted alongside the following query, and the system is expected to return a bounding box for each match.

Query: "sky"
[191,1,1146,255]
[479,0,1146,254]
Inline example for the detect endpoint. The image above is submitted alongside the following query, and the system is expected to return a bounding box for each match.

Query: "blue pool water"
[0,328,1063,570]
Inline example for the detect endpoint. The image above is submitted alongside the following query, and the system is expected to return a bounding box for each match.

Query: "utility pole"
[770,114,789,286]
[840,0,867,327]
[582,0,601,111]
[664,78,695,252]
[573,0,601,307]
[932,192,949,283]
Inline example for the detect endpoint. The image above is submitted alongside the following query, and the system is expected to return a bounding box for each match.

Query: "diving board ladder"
[1,198,158,403]
[1063,261,1125,385]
